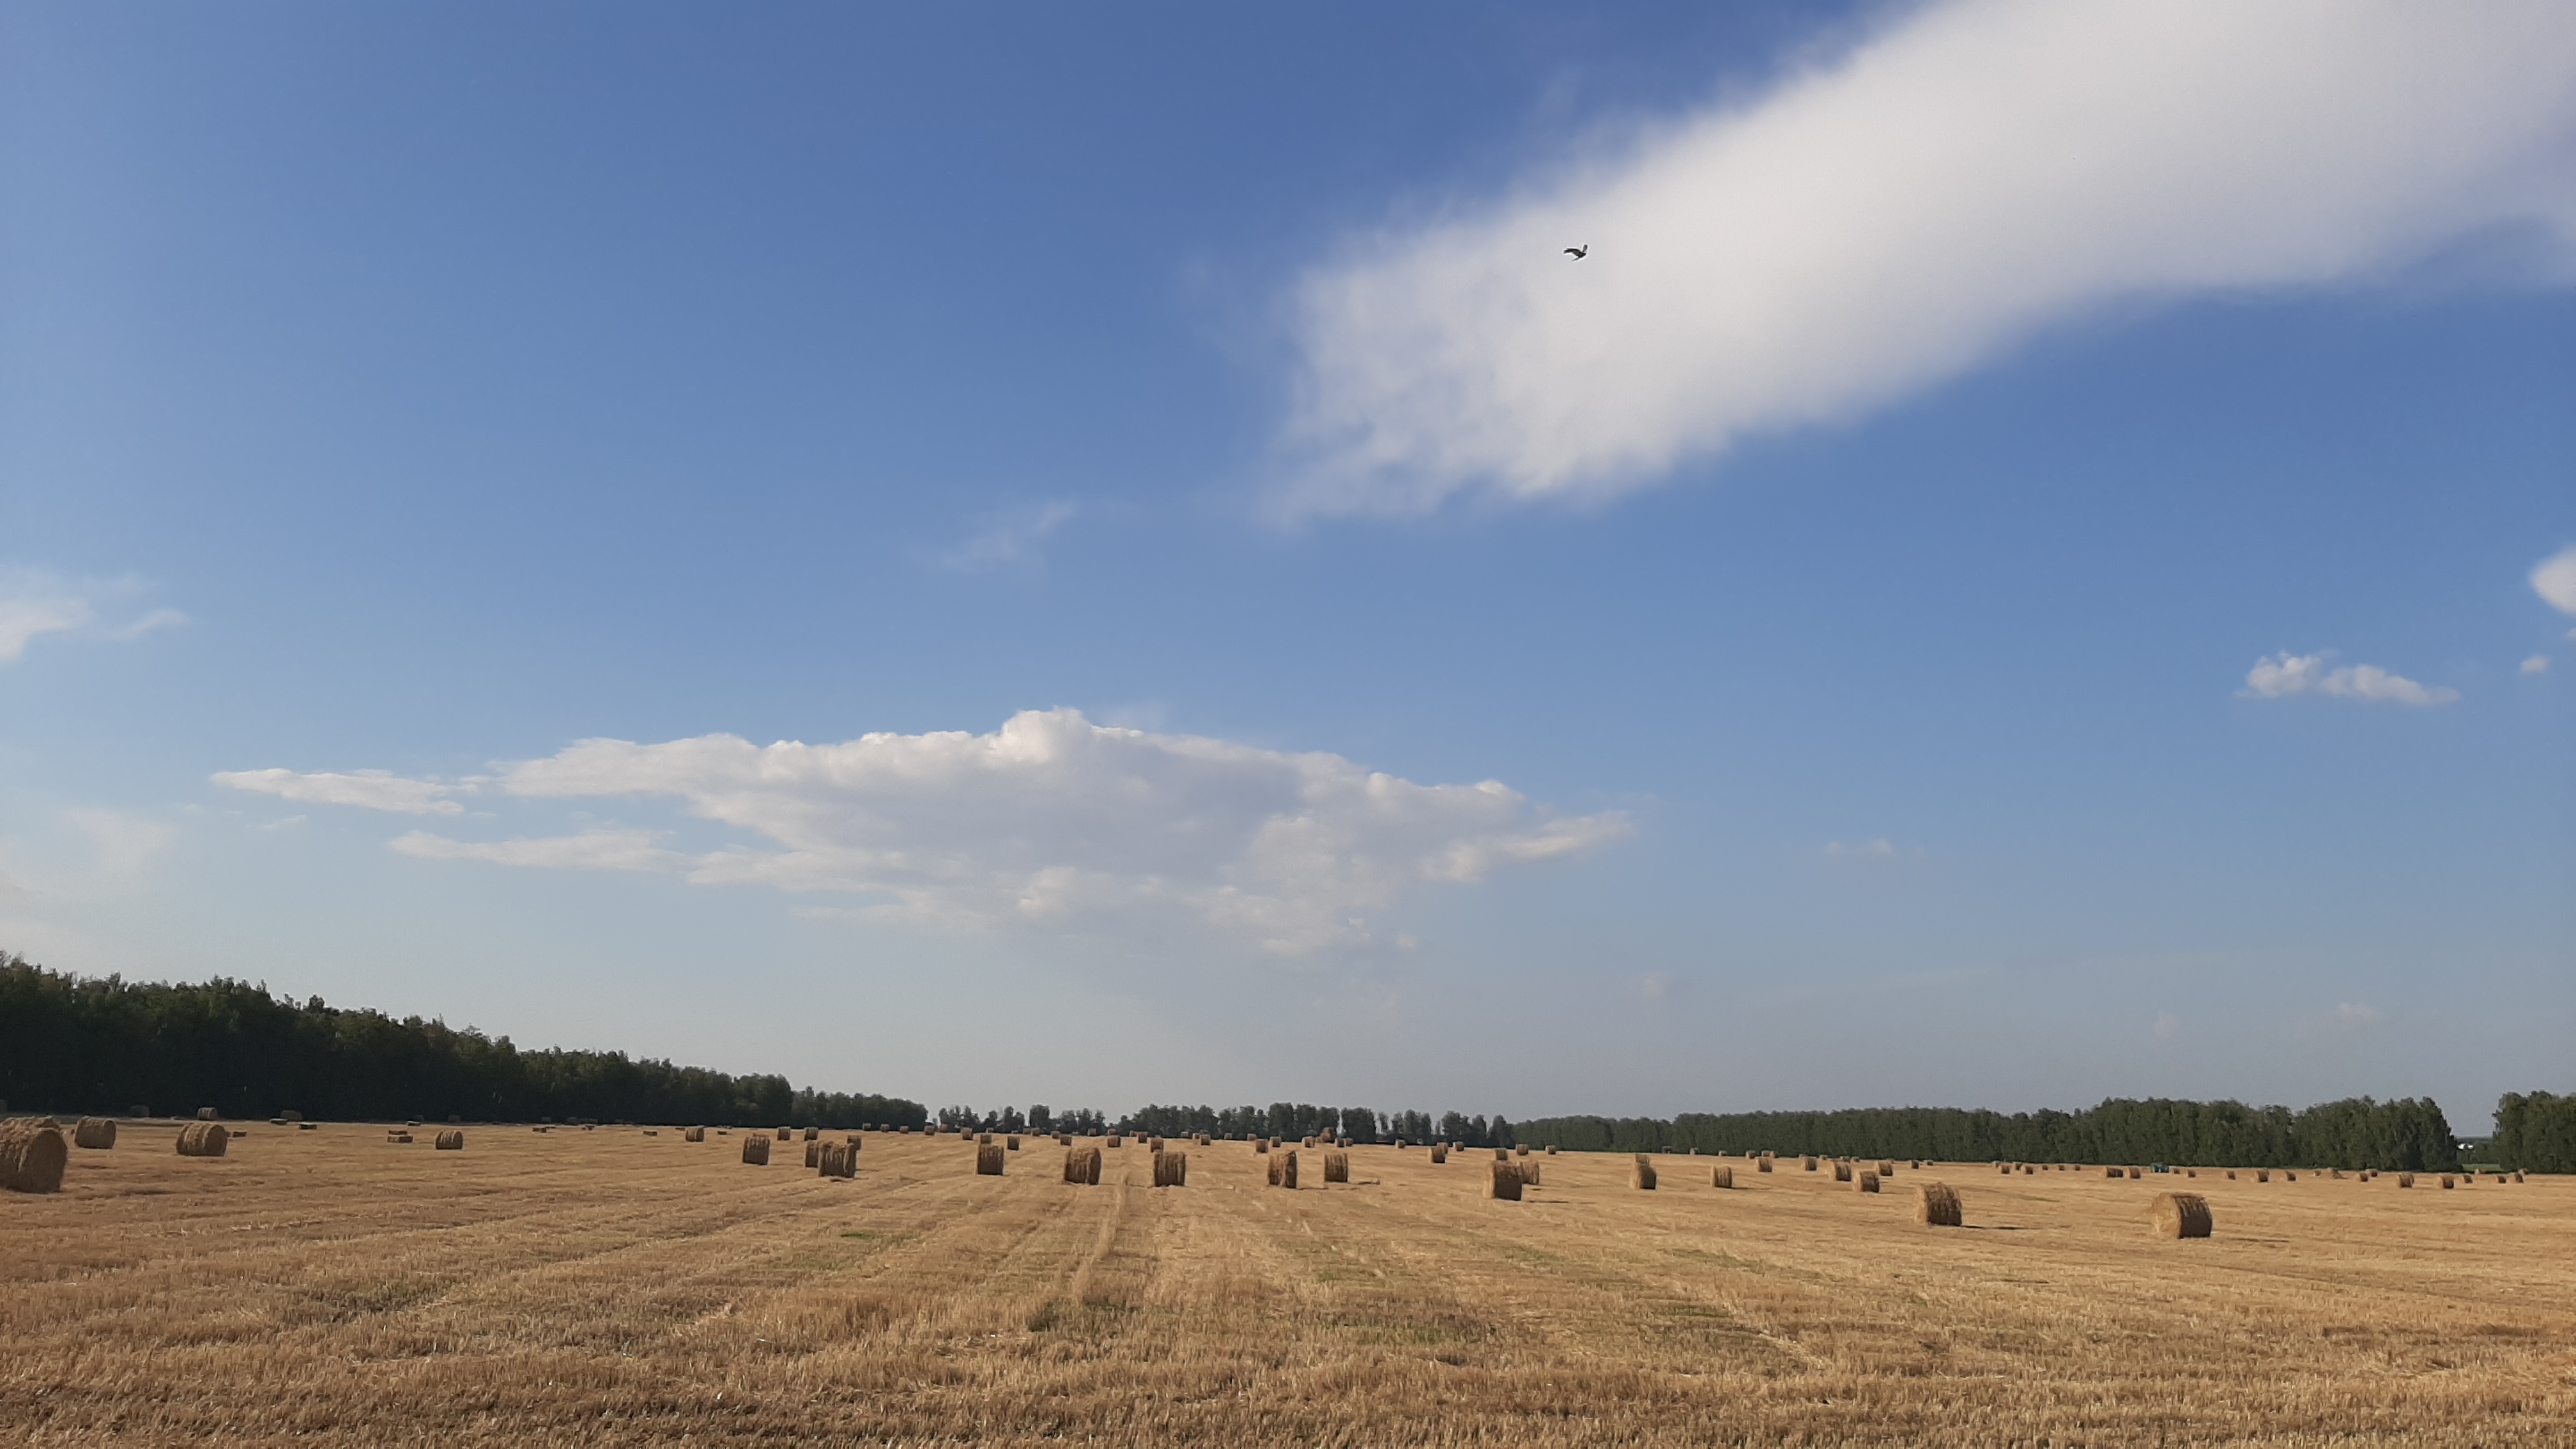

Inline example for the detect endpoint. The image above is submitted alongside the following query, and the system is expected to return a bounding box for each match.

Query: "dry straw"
[1858,1170,1881,1193]
[1711,1165,1734,1188]
[1802,1155,1818,1172]
[2255,1169,2270,1183]
[2104,1165,2122,1179]
[1253,1137,1269,1153]
[2001,1163,2015,1176]
[1064,1145,1102,1184]
[1632,1154,1657,1191]
[1486,1160,1522,1200]
[1429,1144,1448,1164]
[1008,1135,1022,1151]
[1515,1145,1529,1157]
[1153,1150,1188,1188]
[1757,1156,1773,1172]
[804,1142,821,1168]
[2397,1172,2416,1188]
[73,1117,116,1151]
[435,1130,464,1151]
[817,1141,855,1178]
[176,1122,229,1158]
[1057,1133,1073,1146]
[979,1132,993,1146]
[2127,1167,2142,1179]
[776,1127,792,1141]
[2151,1192,2213,1239]
[1323,1150,1350,1183]
[742,1135,770,1166]
[1914,1181,1963,1227]
[1547,1144,1559,1154]
[683,1127,705,1142]
[804,1126,818,1141]
[0,1118,69,1193]
[1520,1161,1540,1186]
[1147,1137,1163,1153]
[976,1144,1006,1176]
[195,1107,217,1121]
[1268,1149,1299,1188]
[1832,1161,1853,1183]
[1878,1161,1894,1176]
[1108,1135,1125,1148]
[2439,1174,2456,1189]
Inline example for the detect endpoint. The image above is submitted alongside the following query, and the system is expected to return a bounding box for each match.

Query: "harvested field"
[2,1124,2570,1446]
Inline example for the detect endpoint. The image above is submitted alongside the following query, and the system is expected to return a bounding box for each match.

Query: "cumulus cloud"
[304,710,1628,954]
[1279,0,2576,516]
[2241,652,2457,706]
[2534,545,2576,615]
[0,569,187,662]
[211,768,468,815]
[2524,654,2552,675]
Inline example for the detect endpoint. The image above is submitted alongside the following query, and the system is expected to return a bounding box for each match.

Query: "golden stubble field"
[3,1124,2571,1446]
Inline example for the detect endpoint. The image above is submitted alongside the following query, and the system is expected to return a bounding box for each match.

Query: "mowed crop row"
[4,1123,2570,1446]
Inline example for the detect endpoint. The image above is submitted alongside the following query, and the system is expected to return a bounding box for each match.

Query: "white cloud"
[1278,0,2576,516]
[389,829,677,872]
[0,569,187,661]
[932,502,1079,573]
[2524,654,2552,675]
[1825,837,1897,859]
[2533,544,2576,615]
[2241,652,2457,706]
[388,708,1627,953]
[211,768,468,815]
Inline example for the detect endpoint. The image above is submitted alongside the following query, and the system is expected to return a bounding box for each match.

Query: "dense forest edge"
[8,956,2571,1170]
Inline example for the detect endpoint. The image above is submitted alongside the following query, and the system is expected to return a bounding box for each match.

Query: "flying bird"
[1564,245,1588,259]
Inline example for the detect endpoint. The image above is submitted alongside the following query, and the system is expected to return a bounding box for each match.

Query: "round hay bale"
[1520,1161,1540,1186]
[1757,1156,1773,1172]
[1913,1181,1963,1227]
[2397,1172,2415,1188]
[682,1126,705,1143]
[1515,1145,1529,1157]
[1323,1150,1350,1183]
[1107,1135,1124,1148]
[742,1135,770,1165]
[1252,1137,1268,1153]
[434,1130,465,1151]
[73,1117,116,1151]
[1858,1171,1880,1193]
[1007,1135,1022,1151]
[2151,1192,2212,1239]
[176,1121,230,1158]
[2127,1166,2142,1180]
[775,1127,792,1141]
[1268,1149,1299,1188]
[0,1118,69,1193]
[1802,1155,1818,1172]
[1493,1146,1509,1162]
[1632,1154,1657,1191]
[804,1126,818,1141]
[2255,1169,2270,1183]
[1154,1150,1189,1188]
[1878,1161,1894,1176]
[2104,1165,2123,1179]
[1485,1160,1522,1200]
[1429,1144,1448,1164]
[817,1141,856,1178]
[977,1132,993,1146]
[2000,1163,2014,1176]
[1057,1132,1073,1146]
[195,1107,218,1121]
[804,1142,821,1168]
[1711,1165,1734,1189]
[1147,1137,1163,1153]
[1065,1145,1103,1184]
[1833,1161,1853,1183]
[2439,1174,2455,1189]
[1547,1144,1559,1155]
[976,1143,1006,1176]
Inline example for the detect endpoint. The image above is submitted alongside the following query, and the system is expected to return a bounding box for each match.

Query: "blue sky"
[5,1,2572,1128]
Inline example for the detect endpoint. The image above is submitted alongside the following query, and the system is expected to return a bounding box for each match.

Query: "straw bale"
[1802,1155,1818,1172]
[1323,1150,1349,1183]
[1711,1165,1733,1188]
[2255,1169,2270,1183]
[1008,1135,1022,1151]
[1519,1160,1540,1186]
[1878,1161,1894,1176]
[1757,1156,1772,1172]
[2127,1166,2142,1179]
[817,1141,856,1178]
[1254,1137,1268,1153]
[776,1127,792,1141]
[742,1135,770,1165]
[176,1121,229,1157]
[1268,1149,1298,1188]
[2397,1172,2415,1188]
[1485,1160,1522,1200]
[434,1130,464,1151]
[683,1126,705,1142]
[2104,1165,2122,1178]
[73,1117,116,1150]
[1858,1171,1880,1193]
[2151,1192,2213,1239]
[196,1107,218,1121]
[1832,1160,1852,1182]
[2439,1174,2455,1189]
[976,1144,1006,1176]
[1108,1135,1124,1147]
[1547,1144,1559,1154]
[1429,1144,1448,1163]
[1064,1145,1102,1184]
[0,1118,68,1193]
[1515,1145,1529,1156]
[804,1126,818,1141]
[1632,1154,1657,1190]
[1153,1150,1188,1188]
[1148,1137,1164,1153]
[805,1142,820,1168]
[1913,1181,1963,1227]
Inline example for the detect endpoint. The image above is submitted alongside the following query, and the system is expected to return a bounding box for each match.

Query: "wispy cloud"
[2241,652,2458,706]
[2524,654,2552,675]
[931,502,1079,574]
[1278,0,2576,517]
[280,709,1629,954]
[2533,544,2576,615]
[211,768,469,815]
[0,569,187,662]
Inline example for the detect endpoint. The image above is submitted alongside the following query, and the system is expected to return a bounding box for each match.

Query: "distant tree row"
[2494,1092,2576,1172]
[0,956,924,1128]
[1517,1096,2463,1172]
[1117,1103,1517,1147]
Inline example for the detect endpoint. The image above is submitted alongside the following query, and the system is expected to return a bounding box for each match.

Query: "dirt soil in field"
[4,1124,2570,1446]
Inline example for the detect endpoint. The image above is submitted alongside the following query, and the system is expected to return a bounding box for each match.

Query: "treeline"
[1518,1096,2463,1172]
[1117,1104,1517,1146]
[2495,1092,2576,1173]
[0,956,923,1128]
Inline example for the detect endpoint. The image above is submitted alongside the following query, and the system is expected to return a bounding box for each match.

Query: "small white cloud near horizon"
[264,709,1630,954]
[2241,652,2458,706]
[2523,654,2552,675]
[1278,0,2576,518]
[2533,545,2576,615]
[1824,837,1897,859]
[212,768,470,815]
[0,569,188,662]
[932,501,1079,573]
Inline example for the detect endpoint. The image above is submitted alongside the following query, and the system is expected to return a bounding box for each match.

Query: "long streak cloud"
[1278,0,2576,516]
